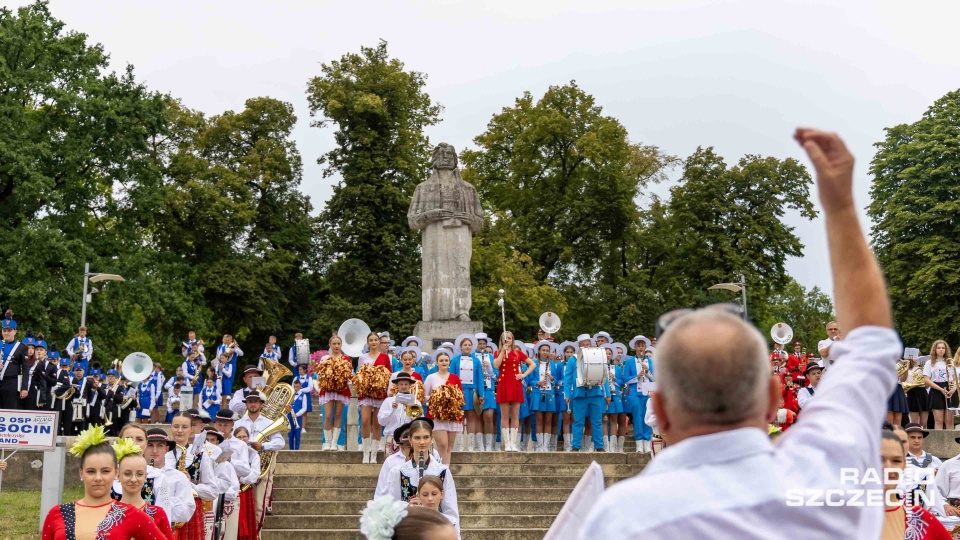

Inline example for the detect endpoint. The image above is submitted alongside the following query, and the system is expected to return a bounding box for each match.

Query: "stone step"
[270,500,565,516]
[274,462,640,477]
[261,529,545,540]
[264,514,555,530]
[271,486,594,502]
[277,450,646,465]
[272,474,629,490]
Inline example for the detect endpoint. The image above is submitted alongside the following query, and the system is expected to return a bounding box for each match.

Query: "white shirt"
[228,388,251,415]
[235,414,285,451]
[377,395,415,440]
[580,326,902,540]
[924,360,949,383]
[796,385,817,409]
[386,457,459,530]
[374,448,443,498]
[936,455,960,500]
[155,455,198,524]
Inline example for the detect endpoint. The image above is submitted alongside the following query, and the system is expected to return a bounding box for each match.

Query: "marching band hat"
[146,428,176,450]
[59,357,71,366]
[488,343,498,353]
[905,422,929,438]
[202,426,224,443]
[49,350,59,359]
[593,331,612,342]
[243,365,262,376]
[1,317,17,330]
[72,364,84,371]
[612,343,628,357]
[36,340,47,350]
[402,336,424,349]
[794,342,802,346]
[475,333,489,342]
[23,336,36,346]
[534,340,557,356]
[399,346,421,359]
[558,341,577,355]
[186,408,202,420]
[629,335,651,349]
[243,389,267,402]
[107,369,118,377]
[455,334,477,353]
[440,342,455,351]
[215,409,238,422]
[803,361,823,375]
[393,371,415,384]
[394,422,413,444]
[576,334,592,344]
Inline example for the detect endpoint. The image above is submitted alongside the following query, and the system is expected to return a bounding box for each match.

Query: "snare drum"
[577,347,608,388]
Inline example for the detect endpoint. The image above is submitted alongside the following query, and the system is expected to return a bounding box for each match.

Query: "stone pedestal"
[414,320,483,353]
[346,397,360,451]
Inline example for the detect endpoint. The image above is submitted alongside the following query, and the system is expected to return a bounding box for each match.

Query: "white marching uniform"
[377,395,415,442]
[374,448,442,497]
[235,414,284,527]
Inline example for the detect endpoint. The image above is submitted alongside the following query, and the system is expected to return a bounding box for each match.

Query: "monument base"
[414,320,483,352]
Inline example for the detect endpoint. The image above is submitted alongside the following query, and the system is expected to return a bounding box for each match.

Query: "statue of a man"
[408,143,484,322]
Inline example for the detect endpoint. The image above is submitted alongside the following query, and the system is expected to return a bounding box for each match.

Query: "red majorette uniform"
[317,353,353,406]
[357,352,392,408]
[42,500,166,540]
[496,349,528,404]
[425,372,464,432]
[782,383,799,413]
[139,504,174,540]
[883,505,952,539]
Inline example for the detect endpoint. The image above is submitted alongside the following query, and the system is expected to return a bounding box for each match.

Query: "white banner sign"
[0,409,58,450]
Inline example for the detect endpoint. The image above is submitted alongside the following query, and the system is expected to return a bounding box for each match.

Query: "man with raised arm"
[580,129,900,539]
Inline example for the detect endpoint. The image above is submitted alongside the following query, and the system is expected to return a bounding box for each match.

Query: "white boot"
[475,432,484,452]
[466,433,474,452]
[644,439,652,454]
[331,428,341,451]
[507,429,515,452]
[636,438,643,452]
[379,438,386,452]
[454,434,464,452]
[484,433,494,452]
[617,436,625,453]
[322,430,332,451]
[362,438,370,463]
[500,429,509,451]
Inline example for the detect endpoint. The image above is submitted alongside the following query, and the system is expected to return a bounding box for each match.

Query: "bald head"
[656,310,770,428]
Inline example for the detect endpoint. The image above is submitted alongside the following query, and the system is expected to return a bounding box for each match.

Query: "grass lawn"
[0,487,84,540]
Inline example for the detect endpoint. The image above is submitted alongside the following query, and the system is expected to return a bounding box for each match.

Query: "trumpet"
[405,402,423,418]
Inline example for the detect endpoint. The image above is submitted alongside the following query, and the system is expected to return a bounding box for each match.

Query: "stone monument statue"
[408,143,484,348]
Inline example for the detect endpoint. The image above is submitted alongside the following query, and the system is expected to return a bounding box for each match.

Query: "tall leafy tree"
[755,278,834,348]
[869,90,960,347]
[306,40,441,334]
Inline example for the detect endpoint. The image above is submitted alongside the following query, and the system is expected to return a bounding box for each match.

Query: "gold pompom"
[430,384,465,423]
[316,356,354,393]
[355,365,391,400]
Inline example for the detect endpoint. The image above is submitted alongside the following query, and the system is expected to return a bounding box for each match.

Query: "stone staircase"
[261,449,648,540]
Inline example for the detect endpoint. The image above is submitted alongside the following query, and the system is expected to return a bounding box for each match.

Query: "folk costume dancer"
[0,313,29,409]
[134,428,197,528]
[217,335,243,408]
[494,331,535,452]
[201,426,240,540]
[623,335,655,453]
[565,334,611,452]
[229,426,261,540]
[234,390,284,531]
[170,411,221,540]
[65,326,93,375]
[450,334,484,451]
[357,333,393,463]
[385,418,459,527]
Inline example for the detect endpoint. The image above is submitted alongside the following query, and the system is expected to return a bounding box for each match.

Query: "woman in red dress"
[357,332,393,463]
[424,351,464,465]
[42,426,166,540]
[494,331,536,452]
[113,439,174,539]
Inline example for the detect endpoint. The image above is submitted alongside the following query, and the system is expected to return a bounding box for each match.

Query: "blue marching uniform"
[200,385,220,419]
[531,359,562,412]
[295,373,313,413]
[563,355,610,450]
[136,381,154,419]
[450,353,484,413]
[553,360,568,414]
[287,389,309,450]
[605,363,624,414]
[621,355,654,443]
[183,361,203,395]
[479,354,498,411]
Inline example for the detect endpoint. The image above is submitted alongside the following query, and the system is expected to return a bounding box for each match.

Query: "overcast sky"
[13,0,960,298]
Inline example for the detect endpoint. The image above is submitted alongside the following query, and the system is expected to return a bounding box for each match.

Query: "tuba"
[253,357,295,480]
[539,312,561,334]
[770,323,793,345]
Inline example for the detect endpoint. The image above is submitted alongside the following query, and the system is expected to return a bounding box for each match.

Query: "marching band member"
[38,339,56,405]
[71,365,88,430]
[882,429,952,539]
[25,338,49,411]
[357,332,393,463]
[118,425,196,527]
[565,334,610,452]
[782,375,800,413]
[217,335,243,408]
[287,379,309,450]
[182,350,204,409]
[213,411,260,540]
[786,342,804,381]
[378,372,419,457]
[554,342,574,451]
[137,373,157,424]
[315,335,352,452]
[42,426,167,540]
[200,376,221,420]
[0,312,29,409]
[170,411,221,540]
[425,351,464,465]
[202,426,240,540]
[262,336,281,363]
[450,334,483,452]
[924,340,955,430]
[389,348,426,393]
[495,331,535,452]
[102,369,124,435]
[293,363,312,433]
[150,364,166,423]
[166,383,183,423]
[287,333,304,368]
[112,438,175,539]
[477,341,498,452]
[228,366,263,415]
[65,325,94,375]
[86,372,106,429]
[797,360,823,410]
[234,390,284,531]
[385,418,459,527]
[182,332,205,357]
[600,344,624,452]
[530,341,559,452]
[52,356,74,435]
[623,336,654,453]
[593,331,611,347]
[230,427,262,540]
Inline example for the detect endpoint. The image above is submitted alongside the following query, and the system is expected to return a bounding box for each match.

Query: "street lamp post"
[80,262,125,327]
[708,273,748,320]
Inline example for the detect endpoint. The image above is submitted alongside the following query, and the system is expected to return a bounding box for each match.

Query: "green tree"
[306,40,441,335]
[869,90,960,347]
[755,278,834,349]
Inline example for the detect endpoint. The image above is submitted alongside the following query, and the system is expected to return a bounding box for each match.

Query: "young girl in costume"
[495,332,535,452]
[424,352,465,465]
[113,438,175,539]
[357,333,393,463]
[315,335,353,452]
[384,418,459,528]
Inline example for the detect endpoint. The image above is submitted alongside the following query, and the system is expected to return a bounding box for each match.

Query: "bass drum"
[295,338,311,365]
[576,347,608,388]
